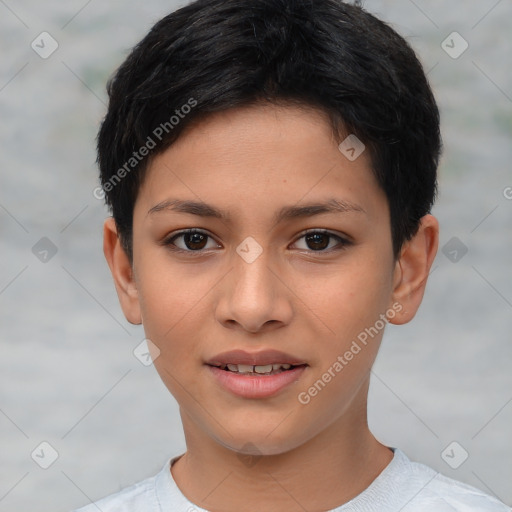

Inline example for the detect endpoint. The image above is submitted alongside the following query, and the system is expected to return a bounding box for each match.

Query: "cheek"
[135,254,214,361]
[298,255,393,341]
[137,264,208,400]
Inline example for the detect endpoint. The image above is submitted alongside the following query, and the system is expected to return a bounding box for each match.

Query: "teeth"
[254,364,273,374]
[223,363,296,374]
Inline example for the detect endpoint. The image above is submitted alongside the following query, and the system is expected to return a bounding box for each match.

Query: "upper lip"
[206,349,307,367]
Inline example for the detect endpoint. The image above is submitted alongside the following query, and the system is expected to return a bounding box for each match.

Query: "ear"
[388,214,439,325]
[103,217,142,325]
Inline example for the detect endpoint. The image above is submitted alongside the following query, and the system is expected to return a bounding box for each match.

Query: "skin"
[103,103,439,512]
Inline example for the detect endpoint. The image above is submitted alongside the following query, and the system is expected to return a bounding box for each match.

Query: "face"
[124,104,403,455]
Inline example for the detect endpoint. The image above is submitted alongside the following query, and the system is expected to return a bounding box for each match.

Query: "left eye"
[293,230,348,252]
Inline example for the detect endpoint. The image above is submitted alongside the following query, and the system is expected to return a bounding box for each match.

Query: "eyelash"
[162,229,351,254]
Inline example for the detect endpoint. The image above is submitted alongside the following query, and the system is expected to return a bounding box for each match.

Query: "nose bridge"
[216,237,292,332]
[232,239,275,306]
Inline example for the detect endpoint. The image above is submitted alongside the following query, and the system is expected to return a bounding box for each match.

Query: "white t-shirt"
[72,448,511,511]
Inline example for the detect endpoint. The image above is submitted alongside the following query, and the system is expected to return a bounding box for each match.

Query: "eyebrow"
[148,197,365,224]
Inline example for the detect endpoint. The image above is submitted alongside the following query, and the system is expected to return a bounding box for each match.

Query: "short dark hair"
[97,0,441,262]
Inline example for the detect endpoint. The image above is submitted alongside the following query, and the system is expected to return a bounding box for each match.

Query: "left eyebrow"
[147,198,366,223]
[274,199,366,223]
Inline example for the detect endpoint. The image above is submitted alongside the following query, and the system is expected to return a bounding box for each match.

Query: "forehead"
[134,103,387,224]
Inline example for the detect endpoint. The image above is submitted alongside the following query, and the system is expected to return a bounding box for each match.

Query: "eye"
[292,230,350,252]
[163,229,350,254]
[164,229,221,252]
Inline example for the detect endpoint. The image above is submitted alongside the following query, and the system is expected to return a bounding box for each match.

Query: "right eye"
[163,229,222,252]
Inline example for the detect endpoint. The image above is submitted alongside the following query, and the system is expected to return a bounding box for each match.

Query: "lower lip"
[207,365,307,399]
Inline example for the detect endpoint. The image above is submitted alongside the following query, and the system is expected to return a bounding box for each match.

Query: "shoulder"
[396,450,511,512]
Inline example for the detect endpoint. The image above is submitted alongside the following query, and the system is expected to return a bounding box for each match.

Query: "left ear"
[388,214,439,325]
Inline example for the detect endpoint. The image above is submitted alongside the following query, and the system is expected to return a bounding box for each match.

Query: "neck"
[171,398,393,511]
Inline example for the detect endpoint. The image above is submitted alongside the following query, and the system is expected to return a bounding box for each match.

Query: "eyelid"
[295,228,351,242]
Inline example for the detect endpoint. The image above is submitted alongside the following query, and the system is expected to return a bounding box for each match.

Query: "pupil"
[306,233,329,250]
[186,232,207,250]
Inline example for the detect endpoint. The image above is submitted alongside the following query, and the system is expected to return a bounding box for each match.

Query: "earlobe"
[103,218,142,325]
[388,214,439,325]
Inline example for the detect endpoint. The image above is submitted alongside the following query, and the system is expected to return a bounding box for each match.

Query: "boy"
[75,0,510,510]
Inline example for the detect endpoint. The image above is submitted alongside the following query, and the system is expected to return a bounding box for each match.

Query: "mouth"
[205,349,308,398]
[208,362,307,376]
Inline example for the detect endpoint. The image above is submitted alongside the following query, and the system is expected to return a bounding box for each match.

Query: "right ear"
[102,217,142,325]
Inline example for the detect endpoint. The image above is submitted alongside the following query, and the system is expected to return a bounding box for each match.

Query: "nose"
[215,246,293,334]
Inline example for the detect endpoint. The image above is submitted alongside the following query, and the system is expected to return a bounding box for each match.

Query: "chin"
[212,421,307,457]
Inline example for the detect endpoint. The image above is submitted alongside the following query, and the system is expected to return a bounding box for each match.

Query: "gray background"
[0,0,511,510]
